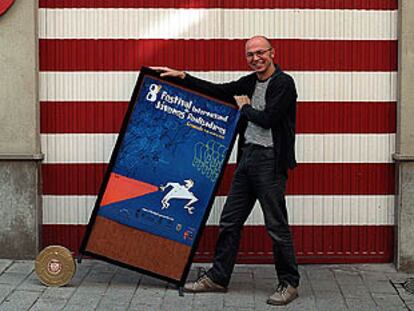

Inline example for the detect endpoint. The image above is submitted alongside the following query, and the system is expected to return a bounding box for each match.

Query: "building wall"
[0,0,41,258]
[39,0,397,263]
[395,0,414,271]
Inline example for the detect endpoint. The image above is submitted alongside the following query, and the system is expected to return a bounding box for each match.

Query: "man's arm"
[151,67,186,79]
[238,77,296,129]
[151,67,242,104]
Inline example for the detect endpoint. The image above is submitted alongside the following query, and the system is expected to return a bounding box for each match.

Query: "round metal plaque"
[35,245,76,287]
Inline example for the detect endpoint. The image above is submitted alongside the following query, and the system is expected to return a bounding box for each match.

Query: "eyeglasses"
[245,47,272,59]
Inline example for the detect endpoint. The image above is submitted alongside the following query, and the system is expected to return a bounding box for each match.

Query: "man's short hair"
[247,35,273,48]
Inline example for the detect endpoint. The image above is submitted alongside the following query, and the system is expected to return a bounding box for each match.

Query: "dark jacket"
[183,64,297,175]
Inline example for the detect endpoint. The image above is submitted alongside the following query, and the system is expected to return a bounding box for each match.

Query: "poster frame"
[79,67,239,287]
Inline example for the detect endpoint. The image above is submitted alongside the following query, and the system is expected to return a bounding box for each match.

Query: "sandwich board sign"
[79,67,239,287]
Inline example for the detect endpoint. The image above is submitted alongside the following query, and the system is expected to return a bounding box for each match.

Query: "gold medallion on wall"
[35,245,76,287]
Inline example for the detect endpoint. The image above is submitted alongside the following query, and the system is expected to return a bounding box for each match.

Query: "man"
[153,35,300,305]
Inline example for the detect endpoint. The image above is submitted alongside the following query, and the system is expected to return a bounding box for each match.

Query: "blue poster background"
[98,76,239,246]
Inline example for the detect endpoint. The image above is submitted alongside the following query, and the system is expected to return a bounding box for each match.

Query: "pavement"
[0,260,413,310]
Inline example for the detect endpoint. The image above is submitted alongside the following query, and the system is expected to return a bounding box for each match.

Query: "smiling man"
[153,35,300,305]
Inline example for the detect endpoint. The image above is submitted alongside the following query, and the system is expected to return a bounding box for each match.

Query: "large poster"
[80,67,239,285]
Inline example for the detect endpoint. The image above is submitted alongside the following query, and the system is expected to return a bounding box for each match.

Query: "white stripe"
[38,9,397,40]
[42,195,395,226]
[39,71,397,102]
[40,133,395,164]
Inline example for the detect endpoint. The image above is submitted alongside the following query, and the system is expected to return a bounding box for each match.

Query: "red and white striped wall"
[39,0,397,263]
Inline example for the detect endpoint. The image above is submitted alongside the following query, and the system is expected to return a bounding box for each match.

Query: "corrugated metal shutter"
[39,0,397,263]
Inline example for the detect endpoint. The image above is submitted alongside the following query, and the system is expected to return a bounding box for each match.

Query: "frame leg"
[178,286,184,296]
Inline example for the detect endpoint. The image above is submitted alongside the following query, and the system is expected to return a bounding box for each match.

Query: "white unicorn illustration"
[159,179,198,215]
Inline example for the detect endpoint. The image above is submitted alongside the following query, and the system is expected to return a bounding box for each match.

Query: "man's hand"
[234,95,251,110]
[150,66,186,79]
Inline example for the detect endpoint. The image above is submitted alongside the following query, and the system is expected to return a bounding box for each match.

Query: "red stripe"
[41,101,396,134]
[297,102,396,134]
[39,0,398,10]
[41,102,128,134]
[42,163,395,196]
[42,224,394,263]
[286,163,395,195]
[39,39,397,72]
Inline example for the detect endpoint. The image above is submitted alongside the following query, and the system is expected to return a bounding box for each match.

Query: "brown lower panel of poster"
[86,216,191,280]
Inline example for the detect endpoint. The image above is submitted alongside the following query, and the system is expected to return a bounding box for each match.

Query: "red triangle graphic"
[100,173,158,206]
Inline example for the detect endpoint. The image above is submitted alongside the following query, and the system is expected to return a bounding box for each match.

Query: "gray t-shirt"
[244,79,273,147]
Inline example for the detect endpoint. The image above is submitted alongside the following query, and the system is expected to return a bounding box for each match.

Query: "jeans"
[206,144,300,288]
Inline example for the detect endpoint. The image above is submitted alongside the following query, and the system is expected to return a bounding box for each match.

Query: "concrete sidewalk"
[0,260,413,310]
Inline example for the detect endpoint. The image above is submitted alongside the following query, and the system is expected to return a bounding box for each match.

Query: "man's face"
[245,38,274,74]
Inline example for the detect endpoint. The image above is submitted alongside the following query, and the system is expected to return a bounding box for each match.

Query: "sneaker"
[266,282,298,305]
[183,274,227,293]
